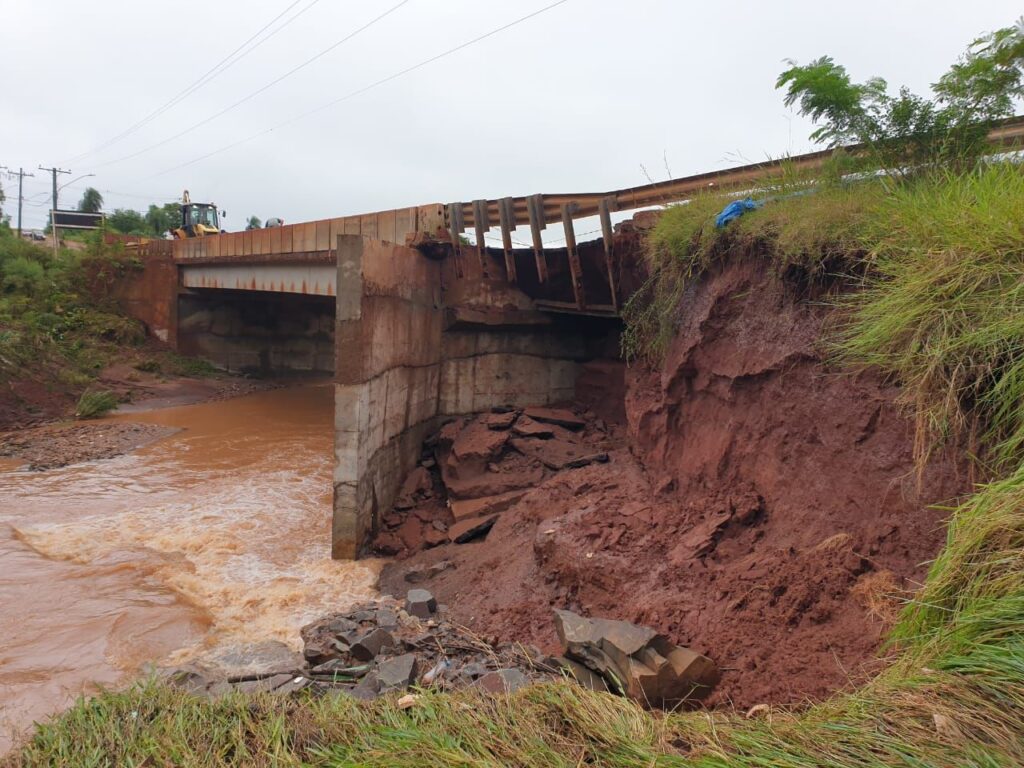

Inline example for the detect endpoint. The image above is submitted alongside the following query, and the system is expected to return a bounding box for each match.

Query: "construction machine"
[172,190,223,239]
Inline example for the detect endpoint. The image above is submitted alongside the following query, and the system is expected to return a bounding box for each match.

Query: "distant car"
[265,217,284,228]
[30,232,46,241]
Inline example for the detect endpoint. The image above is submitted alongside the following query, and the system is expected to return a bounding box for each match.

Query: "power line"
[145,0,572,180]
[89,0,412,171]
[61,0,320,164]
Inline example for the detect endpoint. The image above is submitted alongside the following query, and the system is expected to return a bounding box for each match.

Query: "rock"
[311,659,371,679]
[448,514,498,543]
[404,560,455,583]
[523,407,585,430]
[550,656,610,693]
[165,666,212,695]
[377,654,418,690]
[450,490,528,522]
[373,532,404,555]
[349,671,380,699]
[511,416,555,439]
[422,527,449,547]
[552,610,719,706]
[475,668,530,694]
[484,411,517,430]
[233,673,296,694]
[405,589,437,618]
[510,438,608,471]
[459,661,489,682]
[350,628,395,662]
[376,608,399,628]
[451,422,509,466]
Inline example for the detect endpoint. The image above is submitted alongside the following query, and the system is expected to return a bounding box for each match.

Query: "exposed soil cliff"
[380,258,968,708]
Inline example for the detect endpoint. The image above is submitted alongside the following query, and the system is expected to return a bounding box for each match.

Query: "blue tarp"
[715,197,763,228]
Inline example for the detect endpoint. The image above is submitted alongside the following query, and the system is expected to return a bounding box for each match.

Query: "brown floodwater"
[0,384,380,751]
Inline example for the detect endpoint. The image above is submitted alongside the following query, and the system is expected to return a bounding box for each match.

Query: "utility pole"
[0,167,36,238]
[39,165,71,251]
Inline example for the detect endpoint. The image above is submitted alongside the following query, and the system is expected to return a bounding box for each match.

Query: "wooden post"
[527,194,548,283]
[561,202,585,310]
[498,197,517,283]
[598,196,619,312]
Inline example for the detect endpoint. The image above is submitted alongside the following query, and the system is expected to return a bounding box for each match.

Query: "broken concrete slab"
[405,589,437,618]
[350,628,395,662]
[523,407,585,430]
[553,610,719,706]
[377,654,418,690]
[448,514,498,543]
[450,489,528,522]
[511,438,608,471]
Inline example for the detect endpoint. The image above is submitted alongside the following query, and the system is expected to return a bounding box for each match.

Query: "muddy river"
[0,384,379,750]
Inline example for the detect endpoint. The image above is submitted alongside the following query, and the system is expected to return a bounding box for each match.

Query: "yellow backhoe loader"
[172,190,224,239]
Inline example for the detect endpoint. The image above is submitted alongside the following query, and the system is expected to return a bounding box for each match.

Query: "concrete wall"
[177,291,335,375]
[332,236,444,559]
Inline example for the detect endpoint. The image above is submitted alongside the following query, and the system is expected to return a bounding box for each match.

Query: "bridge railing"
[172,204,445,264]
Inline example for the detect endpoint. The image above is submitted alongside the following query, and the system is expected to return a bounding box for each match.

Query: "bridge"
[112,117,1024,559]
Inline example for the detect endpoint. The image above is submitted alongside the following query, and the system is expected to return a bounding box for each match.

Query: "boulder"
[448,514,498,543]
[484,411,517,430]
[405,589,438,618]
[450,490,527,522]
[404,560,455,583]
[511,416,555,439]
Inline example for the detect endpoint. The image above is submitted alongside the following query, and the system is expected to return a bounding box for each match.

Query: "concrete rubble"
[164,594,718,708]
[373,405,613,556]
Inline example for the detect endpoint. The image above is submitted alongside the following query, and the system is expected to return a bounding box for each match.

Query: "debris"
[511,416,555,439]
[377,654,418,690]
[448,514,498,543]
[405,589,438,619]
[475,668,530,693]
[450,490,528,522]
[397,693,420,709]
[484,411,517,430]
[510,437,609,471]
[552,610,719,706]
[350,628,395,662]
[523,406,586,430]
[404,560,455,583]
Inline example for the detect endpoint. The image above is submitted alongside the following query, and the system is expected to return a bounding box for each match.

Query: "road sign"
[51,209,105,230]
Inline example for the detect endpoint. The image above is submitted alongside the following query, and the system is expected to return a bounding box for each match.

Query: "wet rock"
[165,666,212,695]
[475,668,530,693]
[350,628,395,662]
[523,407,585,430]
[377,654,418,690]
[404,560,455,583]
[234,673,295,694]
[349,671,380,700]
[405,589,437,619]
[448,514,498,544]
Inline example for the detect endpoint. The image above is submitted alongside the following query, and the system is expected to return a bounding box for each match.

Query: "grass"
[74,390,118,419]
[8,164,1024,766]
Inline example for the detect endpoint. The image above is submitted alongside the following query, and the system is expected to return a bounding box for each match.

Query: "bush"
[74,390,118,419]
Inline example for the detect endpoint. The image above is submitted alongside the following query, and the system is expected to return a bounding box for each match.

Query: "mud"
[380,259,968,709]
[0,422,179,470]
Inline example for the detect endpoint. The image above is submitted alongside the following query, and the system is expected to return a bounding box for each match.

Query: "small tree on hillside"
[78,187,104,213]
[246,215,261,230]
[777,18,1024,173]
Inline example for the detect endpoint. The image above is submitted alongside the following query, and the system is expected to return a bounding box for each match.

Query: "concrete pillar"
[331,235,444,559]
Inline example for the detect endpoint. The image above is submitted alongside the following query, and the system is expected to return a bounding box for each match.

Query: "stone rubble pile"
[375,406,613,556]
[166,593,718,708]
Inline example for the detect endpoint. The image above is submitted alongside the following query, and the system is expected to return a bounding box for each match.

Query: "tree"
[77,187,104,213]
[106,208,148,235]
[777,18,1024,172]
[246,215,261,230]
[145,203,180,237]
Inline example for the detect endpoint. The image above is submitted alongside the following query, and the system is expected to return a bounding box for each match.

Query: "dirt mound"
[380,259,968,708]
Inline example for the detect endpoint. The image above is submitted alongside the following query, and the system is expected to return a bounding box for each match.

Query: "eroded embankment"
[380,258,968,708]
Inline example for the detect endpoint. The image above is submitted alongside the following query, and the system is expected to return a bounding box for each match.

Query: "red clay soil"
[379,259,968,709]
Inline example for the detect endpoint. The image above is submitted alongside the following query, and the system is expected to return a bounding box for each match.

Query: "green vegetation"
[74,390,117,419]
[76,188,103,214]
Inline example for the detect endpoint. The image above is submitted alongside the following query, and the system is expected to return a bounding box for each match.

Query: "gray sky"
[0,1,1015,232]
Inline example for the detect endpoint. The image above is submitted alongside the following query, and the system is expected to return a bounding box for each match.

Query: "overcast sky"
[0,1,1016,232]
